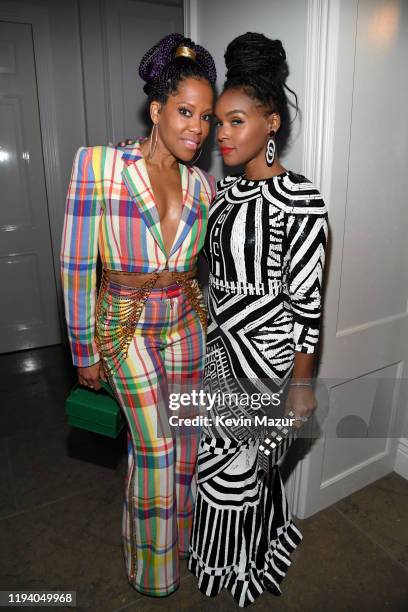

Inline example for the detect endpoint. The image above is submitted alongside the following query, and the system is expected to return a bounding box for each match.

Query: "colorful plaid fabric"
[60,141,215,367]
[101,281,205,596]
[60,141,214,597]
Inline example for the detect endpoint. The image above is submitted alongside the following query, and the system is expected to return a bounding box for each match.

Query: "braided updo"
[139,33,217,104]
[223,32,298,151]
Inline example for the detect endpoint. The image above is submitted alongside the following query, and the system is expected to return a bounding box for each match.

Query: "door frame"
[288,0,341,517]
[0,2,65,335]
[183,0,197,39]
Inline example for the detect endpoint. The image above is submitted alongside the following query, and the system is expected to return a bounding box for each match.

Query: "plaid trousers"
[99,279,204,596]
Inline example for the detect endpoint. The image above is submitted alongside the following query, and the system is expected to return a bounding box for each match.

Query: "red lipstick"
[219,146,235,155]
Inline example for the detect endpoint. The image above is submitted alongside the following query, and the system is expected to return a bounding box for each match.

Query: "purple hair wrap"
[139,33,216,101]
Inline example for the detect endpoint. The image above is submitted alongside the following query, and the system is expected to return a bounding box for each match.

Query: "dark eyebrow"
[177,101,213,113]
[225,109,248,116]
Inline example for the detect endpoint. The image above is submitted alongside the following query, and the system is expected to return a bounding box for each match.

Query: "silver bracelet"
[288,382,313,388]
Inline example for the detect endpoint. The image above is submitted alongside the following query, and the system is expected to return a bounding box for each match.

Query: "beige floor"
[1,346,407,612]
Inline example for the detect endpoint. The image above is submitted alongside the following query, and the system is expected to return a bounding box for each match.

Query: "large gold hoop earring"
[149,123,158,159]
[190,147,202,165]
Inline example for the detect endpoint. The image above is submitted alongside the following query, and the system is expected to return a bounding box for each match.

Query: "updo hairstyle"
[139,33,217,104]
[223,32,298,151]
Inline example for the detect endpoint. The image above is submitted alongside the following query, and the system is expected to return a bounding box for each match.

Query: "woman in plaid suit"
[60,34,216,597]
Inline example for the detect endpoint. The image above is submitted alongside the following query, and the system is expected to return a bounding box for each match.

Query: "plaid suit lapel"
[169,164,201,257]
[121,143,203,262]
[121,145,167,257]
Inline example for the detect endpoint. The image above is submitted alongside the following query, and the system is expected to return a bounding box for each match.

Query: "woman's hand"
[77,361,106,391]
[285,386,317,430]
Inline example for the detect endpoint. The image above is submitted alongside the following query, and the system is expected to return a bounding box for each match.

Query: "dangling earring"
[265,130,276,167]
[190,148,202,165]
[149,123,158,159]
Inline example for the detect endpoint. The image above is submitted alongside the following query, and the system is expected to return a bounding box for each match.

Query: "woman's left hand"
[285,386,317,430]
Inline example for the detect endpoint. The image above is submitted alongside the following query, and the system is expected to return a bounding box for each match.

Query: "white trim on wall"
[301,0,340,206]
[394,438,408,480]
[183,0,198,40]
[0,1,65,331]
[289,0,341,517]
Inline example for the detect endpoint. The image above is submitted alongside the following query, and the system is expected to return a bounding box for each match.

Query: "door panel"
[321,364,398,485]
[104,0,183,141]
[0,21,61,352]
[1,253,43,326]
[1,96,32,226]
[295,0,408,517]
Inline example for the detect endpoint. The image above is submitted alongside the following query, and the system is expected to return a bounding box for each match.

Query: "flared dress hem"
[188,519,302,607]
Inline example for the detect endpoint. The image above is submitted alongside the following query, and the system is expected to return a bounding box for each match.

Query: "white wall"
[194,0,307,180]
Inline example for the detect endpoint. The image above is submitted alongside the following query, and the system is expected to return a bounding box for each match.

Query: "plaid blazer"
[60,141,215,367]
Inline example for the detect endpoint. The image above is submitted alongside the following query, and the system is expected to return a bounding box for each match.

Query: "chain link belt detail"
[95,268,207,376]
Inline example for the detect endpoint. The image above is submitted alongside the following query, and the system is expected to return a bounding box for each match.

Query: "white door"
[104,0,183,141]
[293,0,408,518]
[0,21,61,352]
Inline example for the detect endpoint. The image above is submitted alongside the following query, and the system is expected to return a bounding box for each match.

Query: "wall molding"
[183,0,198,40]
[302,0,340,206]
[337,310,408,338]
[394,438,408,479]
[290,0,341,516]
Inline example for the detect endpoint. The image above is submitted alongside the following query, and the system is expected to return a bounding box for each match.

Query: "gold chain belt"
[95,269,207,375]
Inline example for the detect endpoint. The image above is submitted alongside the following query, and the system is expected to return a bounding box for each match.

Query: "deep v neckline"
[137,144,189,261]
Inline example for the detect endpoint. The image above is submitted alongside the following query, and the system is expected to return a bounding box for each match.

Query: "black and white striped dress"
[188,172,328,607]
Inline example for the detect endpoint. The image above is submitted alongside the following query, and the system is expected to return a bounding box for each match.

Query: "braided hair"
[223,32,298,152]
[139,33,217,104]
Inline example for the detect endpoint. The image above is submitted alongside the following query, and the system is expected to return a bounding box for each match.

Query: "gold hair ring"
[175,45,196,61]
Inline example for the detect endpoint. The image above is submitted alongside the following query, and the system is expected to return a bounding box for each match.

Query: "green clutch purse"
[65,381,125,438]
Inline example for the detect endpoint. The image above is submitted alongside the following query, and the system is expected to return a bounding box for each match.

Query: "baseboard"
[394,438,408,479]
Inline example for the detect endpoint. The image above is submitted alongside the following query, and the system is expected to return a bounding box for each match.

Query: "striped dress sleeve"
[60,147,103,367]
[285,184,329,354]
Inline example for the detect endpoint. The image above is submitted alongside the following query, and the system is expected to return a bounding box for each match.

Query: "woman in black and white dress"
[188,33,328,607]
